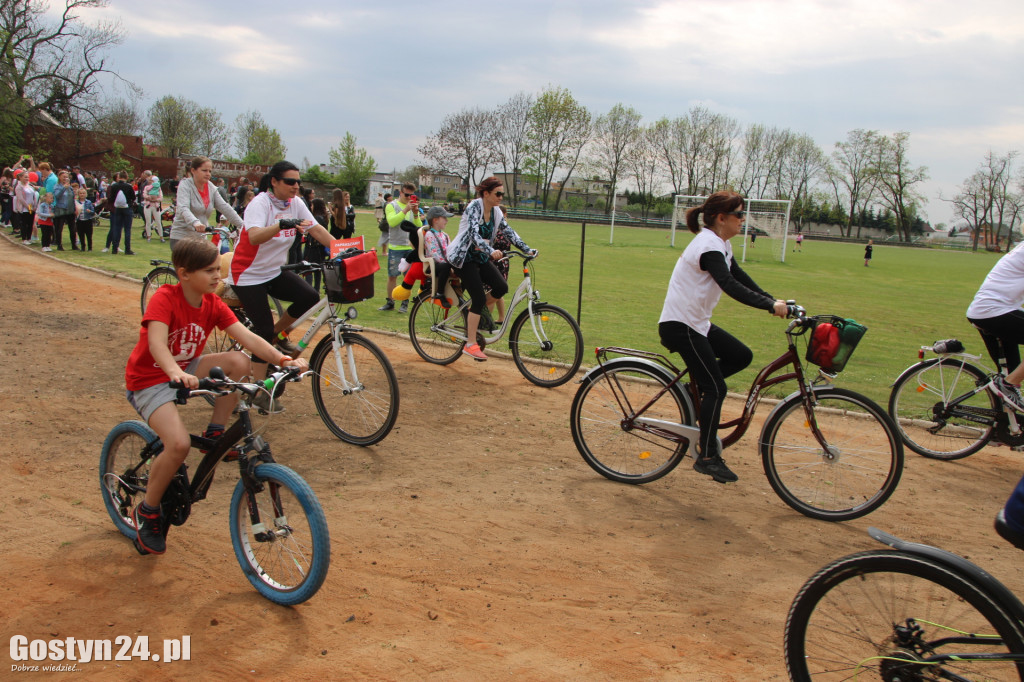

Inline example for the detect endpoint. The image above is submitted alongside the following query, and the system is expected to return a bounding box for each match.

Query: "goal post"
[671,195,793,263]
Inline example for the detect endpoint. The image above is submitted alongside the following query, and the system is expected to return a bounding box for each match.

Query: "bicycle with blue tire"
[99,366,330,606]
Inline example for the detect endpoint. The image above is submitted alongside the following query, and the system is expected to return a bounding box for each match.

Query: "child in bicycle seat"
[391,206,454,307]
[123,239,307,555]
[658,191,788,484]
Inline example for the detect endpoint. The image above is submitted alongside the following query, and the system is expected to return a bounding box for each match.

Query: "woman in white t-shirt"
[229,161,333,407]
[966,241,1024,411]
[658,190,788,483]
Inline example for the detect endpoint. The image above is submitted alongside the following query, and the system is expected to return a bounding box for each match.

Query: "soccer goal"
[671,195,793,263]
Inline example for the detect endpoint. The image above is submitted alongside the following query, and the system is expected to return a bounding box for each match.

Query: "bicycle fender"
[869,527,1024,624]
[889,358,940,389]
[578,357,694,413]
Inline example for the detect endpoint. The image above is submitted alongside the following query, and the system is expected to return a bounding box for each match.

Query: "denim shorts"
[388,248,412,277]
[126,358,200,421]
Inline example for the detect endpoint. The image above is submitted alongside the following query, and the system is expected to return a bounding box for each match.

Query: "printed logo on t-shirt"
[167,322,208,365]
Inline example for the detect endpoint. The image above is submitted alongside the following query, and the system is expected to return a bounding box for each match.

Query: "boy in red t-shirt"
[125,239,306,555]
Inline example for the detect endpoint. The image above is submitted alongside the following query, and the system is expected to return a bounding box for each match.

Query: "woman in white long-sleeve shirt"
[169,156,243,247]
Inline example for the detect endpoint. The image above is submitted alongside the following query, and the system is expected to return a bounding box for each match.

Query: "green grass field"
[35,211,1004,405]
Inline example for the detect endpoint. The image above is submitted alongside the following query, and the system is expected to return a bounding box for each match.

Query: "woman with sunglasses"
[228,161,333,410]
[658,190,789,483]
[169,156,244,249]
[446,176,534,361]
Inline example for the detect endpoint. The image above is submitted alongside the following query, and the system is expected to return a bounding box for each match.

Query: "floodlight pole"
[578,221,586,324]
[609,181,616,245]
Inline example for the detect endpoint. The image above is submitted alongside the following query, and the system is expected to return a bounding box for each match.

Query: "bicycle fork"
[327,332,363,394]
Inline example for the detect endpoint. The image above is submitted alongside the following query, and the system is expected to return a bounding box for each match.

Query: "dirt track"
[2,233,1024,680]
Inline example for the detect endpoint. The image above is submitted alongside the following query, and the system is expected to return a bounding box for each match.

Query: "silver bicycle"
[407,250,584,388]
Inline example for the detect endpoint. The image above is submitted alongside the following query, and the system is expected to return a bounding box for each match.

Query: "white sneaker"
[22,240,30,245]
[991,375,1024,413]
[101,247,109,253]
[42,246,52,252]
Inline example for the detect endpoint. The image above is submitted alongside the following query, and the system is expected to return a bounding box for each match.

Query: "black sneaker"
[132,504,166,554]
[377,300,395,311]
[990,375,1024,413]
[693,456,738,483]
[995,510,1024,551]
[124,250,136,255]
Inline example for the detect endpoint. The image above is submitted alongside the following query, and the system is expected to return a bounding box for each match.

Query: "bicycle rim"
[761,389,903,521]
[889,359,996,460]
[99,421,160,539]
[229,463,330,606]
[510,304,584,388]
[409,295,465,364]
[786,550,1024,681]
[140,267,178,315]
[570,362,690,484]
[311,333,399,445]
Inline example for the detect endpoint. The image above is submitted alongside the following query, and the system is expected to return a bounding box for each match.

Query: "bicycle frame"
[431,256,546,346]
[596,317,834,454]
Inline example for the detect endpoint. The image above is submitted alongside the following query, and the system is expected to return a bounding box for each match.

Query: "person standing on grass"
[35,191,55,252]
[1,168,14,230]
[143,175,164,243]
[52,171,76,250]
[658,190,788,484]
[794,232,803,252]
[864,239,873,266]
[75,187,96,251]
[376,192,392,257]
[329,189,355,240]
[170,157,244,250]
[105,171,137,255]
[13,170,36,245]
[379,184,421,313]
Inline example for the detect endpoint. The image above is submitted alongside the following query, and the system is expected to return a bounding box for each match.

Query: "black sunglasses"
[727,210,747,218]
[494,191,504,198]
[277,177,300,186]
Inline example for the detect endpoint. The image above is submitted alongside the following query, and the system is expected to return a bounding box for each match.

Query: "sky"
[74,0,1024,226]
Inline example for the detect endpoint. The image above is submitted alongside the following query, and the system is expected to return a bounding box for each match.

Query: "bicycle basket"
[804,315,868,373]
[324,250,379,303]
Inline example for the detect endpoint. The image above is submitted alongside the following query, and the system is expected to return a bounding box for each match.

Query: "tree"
[587,103,641,214]
[651,106,739,196]
[490,92,533,207]
[92,93,144,136]
[779,134,826,230]
[871,131,929,242]
[0,0,129,128]
[194,105,231,158]
[147,95,201,158]
[234,110,286,165]
[737,124,794,200]
[525,86,591,209]
[101,138,132,177]
[823,129,879,238]
[626,125,662,219]
[327,132,376,203]
[949,151,1022,251]
[418,107,494,199]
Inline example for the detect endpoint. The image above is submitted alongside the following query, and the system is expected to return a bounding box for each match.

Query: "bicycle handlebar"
[169,365,307,403]
[498,249,539,264]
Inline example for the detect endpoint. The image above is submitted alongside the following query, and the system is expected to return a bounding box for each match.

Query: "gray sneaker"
[990,375,1024,413]
[398,300,408,314]
[252,391,285,414]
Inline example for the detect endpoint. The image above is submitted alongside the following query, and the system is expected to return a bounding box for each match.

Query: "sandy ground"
[2,232,1024,681]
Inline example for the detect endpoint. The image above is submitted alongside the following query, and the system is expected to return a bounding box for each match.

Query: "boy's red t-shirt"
[125,283,238,391]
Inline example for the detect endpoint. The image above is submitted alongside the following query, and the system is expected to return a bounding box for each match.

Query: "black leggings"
[76,219,94,250]
[969,311,1024,373]
[456,259,508,314]
[659,320,753,459]
[15,212,32,241]
[232,270,320,364]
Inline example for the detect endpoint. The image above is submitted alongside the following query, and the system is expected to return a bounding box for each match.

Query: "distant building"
[367,172,399,202]
[493,171,539,205]
[418,172,465,199]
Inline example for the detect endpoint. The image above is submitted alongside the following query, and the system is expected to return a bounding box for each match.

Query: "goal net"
[671,195,793,263]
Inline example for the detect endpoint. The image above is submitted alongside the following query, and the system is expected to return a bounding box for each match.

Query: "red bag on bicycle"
[808,322,840,369]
